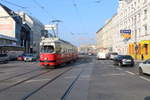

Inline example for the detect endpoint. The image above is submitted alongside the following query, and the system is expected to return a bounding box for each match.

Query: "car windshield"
[0,54,7,57]
[41,45,54,53]
[118,55,132,59]
[24,54,33,57]
[111,53,118,55]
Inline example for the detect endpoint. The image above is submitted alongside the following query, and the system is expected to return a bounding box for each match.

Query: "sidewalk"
[135,60,143,63]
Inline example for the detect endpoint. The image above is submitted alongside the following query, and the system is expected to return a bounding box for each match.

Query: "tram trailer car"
[40,38,78,68]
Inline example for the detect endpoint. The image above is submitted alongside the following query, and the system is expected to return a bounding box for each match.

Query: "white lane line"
[116,68,123,70]
[26,79,50,83]
[139,76,150,82]
[101,73,126,77]
[125,71,136,75]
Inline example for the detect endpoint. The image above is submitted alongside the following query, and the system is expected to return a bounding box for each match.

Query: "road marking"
[139,76,150,82]
[116,68,122,70]
[26,79,50,83]
[64,76,76,79]
[125,71,136,75]
[101,73,125,77]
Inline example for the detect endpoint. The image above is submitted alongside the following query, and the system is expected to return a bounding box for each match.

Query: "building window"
[144,9,147,20]
[134,2,136,7]
[144,44,148,55]
[138,0,140,3]
[135,15,137,23]
[138,13,141,22]
[138,28,141,37]
[143,0,147,4]
[144,25,148,35]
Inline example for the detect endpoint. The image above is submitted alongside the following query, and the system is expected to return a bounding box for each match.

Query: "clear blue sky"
[1,0,118,46]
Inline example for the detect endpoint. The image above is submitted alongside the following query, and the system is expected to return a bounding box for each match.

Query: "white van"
[97,52,107,60]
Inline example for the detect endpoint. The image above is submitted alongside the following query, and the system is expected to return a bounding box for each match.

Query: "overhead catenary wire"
[94,0,102,4]
[0,0,33,15]
[72,0,84,28]
[65,0,103,36]
[0,0,27,9]
[32,0,55,20]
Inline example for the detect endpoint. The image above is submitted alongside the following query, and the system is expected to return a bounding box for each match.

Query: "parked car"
[97,52,107,60]
[138,59,150,75]
[106,52,118,60]
[0,54,9,63]
[24,54,38,62]
[113,55,134,67]
[17,54,25,61]
[88,52,93,56]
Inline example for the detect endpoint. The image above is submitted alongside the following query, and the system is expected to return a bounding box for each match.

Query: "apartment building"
[96,0,150,59]
[96,14,118,53]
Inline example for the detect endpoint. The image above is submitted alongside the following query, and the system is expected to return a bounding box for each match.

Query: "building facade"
[17,12,45,55]
[0,4,32,53]
[96,0,150,60]
[96,14,118,53]
[0,4,44,55]
[0,4,22,46]
[79,44,96,54]
[116,0,150,59]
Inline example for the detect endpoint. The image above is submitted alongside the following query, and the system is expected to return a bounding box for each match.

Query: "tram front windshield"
[41,45,54,53]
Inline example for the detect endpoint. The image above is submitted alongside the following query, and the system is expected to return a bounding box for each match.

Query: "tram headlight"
[44,58,48,60]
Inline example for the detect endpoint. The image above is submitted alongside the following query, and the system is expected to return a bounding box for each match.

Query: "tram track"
[22,67,84,100]
[0,68,40,83]
[0,69,53,93]
[0,57,87,99]
[22,67,73,100]
[60,69,84,100]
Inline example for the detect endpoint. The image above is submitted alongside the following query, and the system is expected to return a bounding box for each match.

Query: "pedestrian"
[141,54,144,60]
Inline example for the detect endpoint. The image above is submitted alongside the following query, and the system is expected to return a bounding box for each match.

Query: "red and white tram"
[39,37,78,68]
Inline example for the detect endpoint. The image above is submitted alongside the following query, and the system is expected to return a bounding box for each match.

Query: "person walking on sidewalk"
[141,54,144,60]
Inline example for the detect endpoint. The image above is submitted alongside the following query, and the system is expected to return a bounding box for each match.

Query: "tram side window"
[41,46,54,53]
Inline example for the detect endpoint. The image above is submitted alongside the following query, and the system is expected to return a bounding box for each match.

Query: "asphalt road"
[0,56,149,100]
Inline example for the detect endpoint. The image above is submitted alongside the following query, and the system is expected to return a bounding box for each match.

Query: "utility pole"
[51,20,62,37]
[132,7,138,60]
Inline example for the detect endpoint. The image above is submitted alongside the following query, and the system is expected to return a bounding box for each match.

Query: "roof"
[41,37,77,47]
[96,13,117,34]
[0,3,22,23]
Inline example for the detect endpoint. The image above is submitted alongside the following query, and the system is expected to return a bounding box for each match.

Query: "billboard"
[44,24,56,30]
[0,18,15,38]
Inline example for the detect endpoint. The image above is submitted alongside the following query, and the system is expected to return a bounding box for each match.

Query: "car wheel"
[139,67,143,75]
[130,64,134,67]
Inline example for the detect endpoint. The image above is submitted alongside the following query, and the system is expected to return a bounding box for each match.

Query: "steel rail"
[0,70,52,93]
[60,69,83,100]
[22,67,73,100]
[0,68,40,83]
